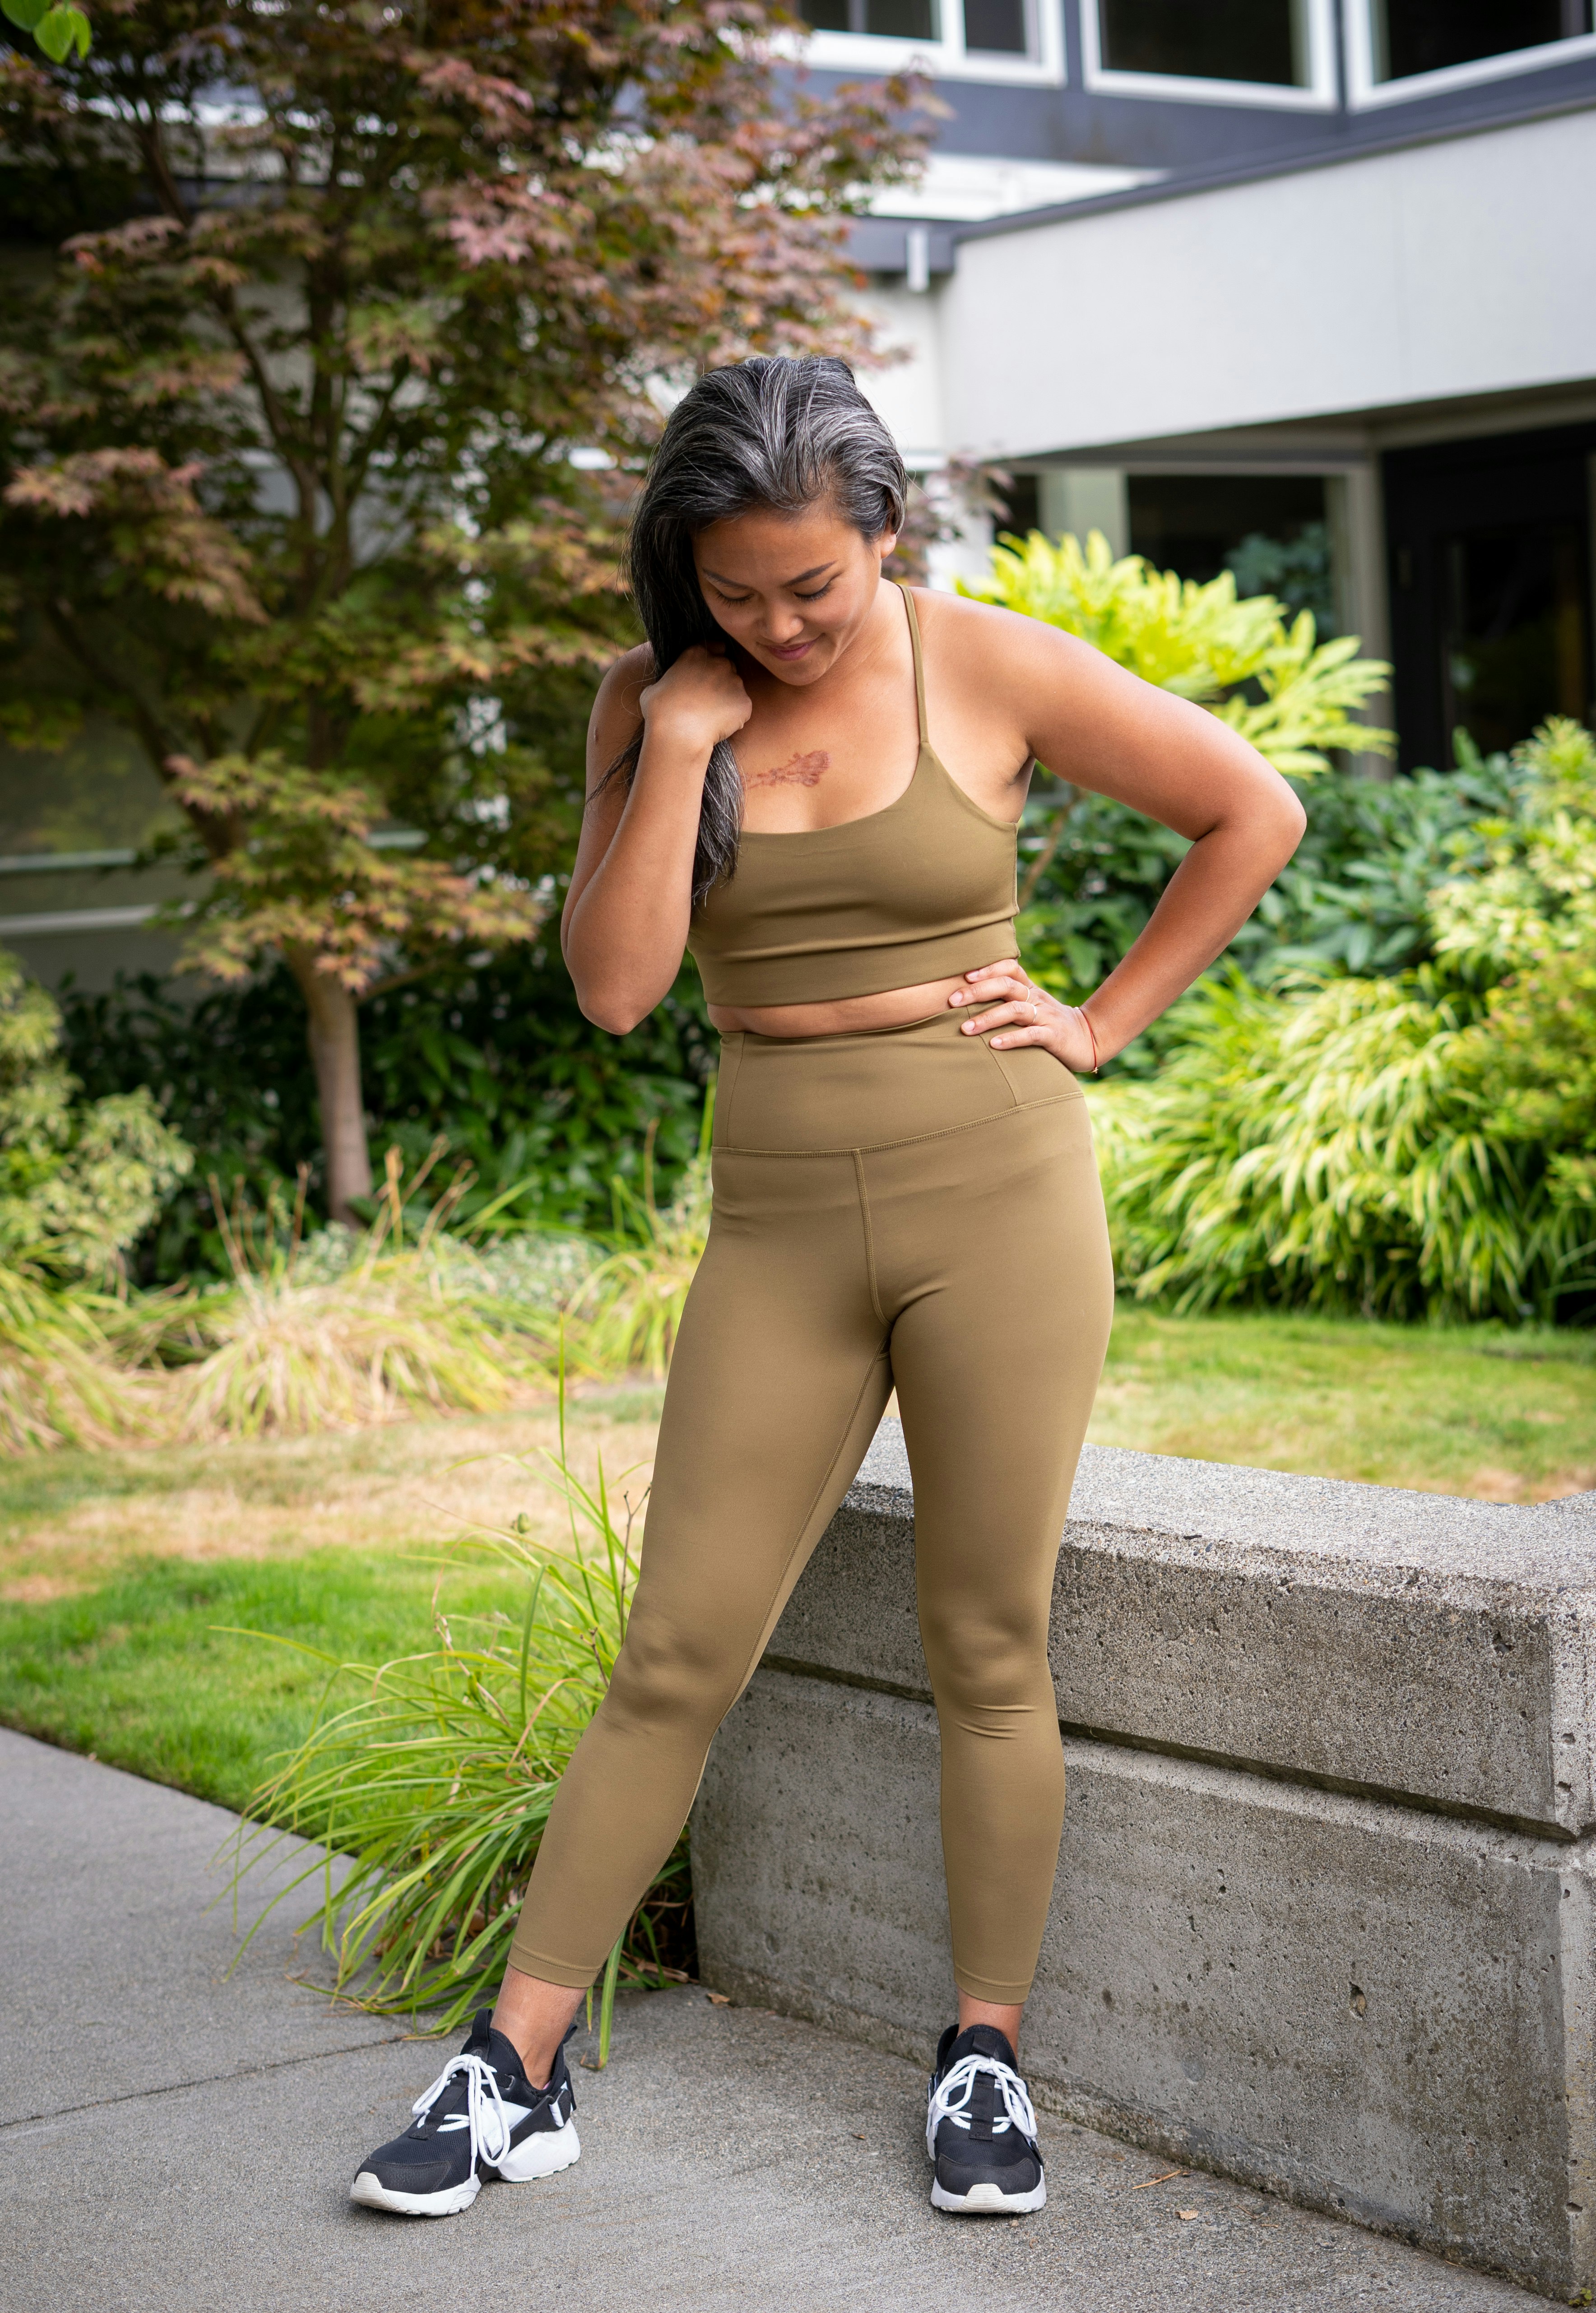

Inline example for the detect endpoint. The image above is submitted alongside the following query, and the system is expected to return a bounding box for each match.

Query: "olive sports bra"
[687,583,1020,1008]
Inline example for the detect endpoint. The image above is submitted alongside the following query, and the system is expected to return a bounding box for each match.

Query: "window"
[1099,0,1304,86]
[800,0,939,34]
[1348,0,1596,104]
[1082,0,1335,107]
[962,0,1028,54]
[1128,474,1334,627]
[791,0,1059,84]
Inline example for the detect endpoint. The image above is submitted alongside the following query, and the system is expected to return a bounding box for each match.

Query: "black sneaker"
[351,2010,580,2217]
[926,2022,1046,2214]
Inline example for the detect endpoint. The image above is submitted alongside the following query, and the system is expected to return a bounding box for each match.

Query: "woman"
[351,357,1305,2221]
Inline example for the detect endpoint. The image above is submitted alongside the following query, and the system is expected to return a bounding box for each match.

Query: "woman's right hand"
[639,646,753,760]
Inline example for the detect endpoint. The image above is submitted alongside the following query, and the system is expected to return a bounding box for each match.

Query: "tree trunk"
[284,946,373,1226]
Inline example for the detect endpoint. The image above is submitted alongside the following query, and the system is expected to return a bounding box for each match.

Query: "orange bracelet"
[1079,1008,1100,1073]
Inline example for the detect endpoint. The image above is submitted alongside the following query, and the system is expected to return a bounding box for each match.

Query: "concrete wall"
[692,1424,1596,2299]
[909,109,1596,461]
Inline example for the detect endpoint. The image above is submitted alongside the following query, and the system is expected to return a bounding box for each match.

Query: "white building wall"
[857,281,948,470]
[919,108,1596,460]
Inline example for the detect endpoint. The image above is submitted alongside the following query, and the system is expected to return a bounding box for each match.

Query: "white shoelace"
[926,2053,1038,2157]
[412,2051,515,2172]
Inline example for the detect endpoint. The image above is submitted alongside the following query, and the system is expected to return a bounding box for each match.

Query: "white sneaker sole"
[350,2170,483,2218]
[931,2174,1048,2215]
[490,2118,581,2183]
[349,2120,581,2215]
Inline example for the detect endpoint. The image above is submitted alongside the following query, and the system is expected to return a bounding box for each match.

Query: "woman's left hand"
[949,963,1099,1073]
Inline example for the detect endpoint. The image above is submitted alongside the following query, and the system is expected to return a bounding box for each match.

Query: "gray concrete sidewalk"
[0,1728,1547,2313]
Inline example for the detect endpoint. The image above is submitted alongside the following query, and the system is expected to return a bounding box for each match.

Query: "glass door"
[1439,521,1587,761]
[1383,426,1596,773]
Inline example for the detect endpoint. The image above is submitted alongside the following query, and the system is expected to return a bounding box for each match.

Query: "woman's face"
[691,498,897,688]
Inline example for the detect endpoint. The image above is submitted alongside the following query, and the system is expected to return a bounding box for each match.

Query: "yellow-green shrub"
[960,528,1393,777]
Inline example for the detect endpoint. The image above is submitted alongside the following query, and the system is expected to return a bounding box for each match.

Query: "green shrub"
[0,945,189,1451]
[1008,755,1510,1077]
[1237,742,1515,984]
[62,942,713,1284]
[1091,722,1596,1322]
[1089,970,1538,1319]
[60,966,323,1286]
[1444,718,1596,1239]
[0,945,190,1281]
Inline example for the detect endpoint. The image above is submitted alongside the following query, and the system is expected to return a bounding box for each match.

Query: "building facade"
[3,6,1593,985]
[826,1,1596,772]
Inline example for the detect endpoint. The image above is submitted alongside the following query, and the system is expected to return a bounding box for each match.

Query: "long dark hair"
[609,356,909,905]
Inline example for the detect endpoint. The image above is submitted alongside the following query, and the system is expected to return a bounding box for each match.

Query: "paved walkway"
[0,1727,1546,2313]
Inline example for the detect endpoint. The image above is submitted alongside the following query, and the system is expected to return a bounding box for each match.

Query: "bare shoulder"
[914,584,1076,668]
[911,584,1092,767]
[912,585,1013,640]
[916,580,1157,735]
[586,643,656,789]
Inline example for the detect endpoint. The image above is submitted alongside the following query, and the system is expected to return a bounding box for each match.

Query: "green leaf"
[33,4,78,56]
[1,0,50,30]
[65,4,88,54]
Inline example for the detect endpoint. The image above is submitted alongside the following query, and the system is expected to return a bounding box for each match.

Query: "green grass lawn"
[0,1388,668,1820]
[1091,1309,1596,1500]
[0,1549,511,1817]
[1,1317,1592,1816]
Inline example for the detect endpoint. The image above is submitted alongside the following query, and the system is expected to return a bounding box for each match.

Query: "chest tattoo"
[746,749,829,790]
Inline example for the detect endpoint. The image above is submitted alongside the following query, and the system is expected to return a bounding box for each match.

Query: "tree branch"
[131,90,195,230]
[45,598,173,783]
[243,693,286,761]
[112,77,318,528]
[238,372,409,757]
[342,364,410,505]
[360,960,439,1004]
[45,600,239,864]
[212,286,321,522]
[135,116,320,526]
[314,364,410,608]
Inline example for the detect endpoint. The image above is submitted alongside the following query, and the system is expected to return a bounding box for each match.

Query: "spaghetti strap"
[897,581,930,748]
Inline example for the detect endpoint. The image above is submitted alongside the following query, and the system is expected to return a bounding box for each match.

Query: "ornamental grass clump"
[167,1151,547,1440]
[565,1117,713,1380]
[176,1256,534,1440]
[229,1383,687,2054]
[0,1263,151,1453]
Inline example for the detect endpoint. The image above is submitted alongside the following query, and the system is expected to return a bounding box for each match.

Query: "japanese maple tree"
[0,1,922,1218]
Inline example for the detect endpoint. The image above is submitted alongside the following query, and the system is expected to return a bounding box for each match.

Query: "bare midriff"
[706,961,1012,1040]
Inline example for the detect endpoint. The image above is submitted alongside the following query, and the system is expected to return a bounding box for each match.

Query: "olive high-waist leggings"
[509,1007,1115,2004]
